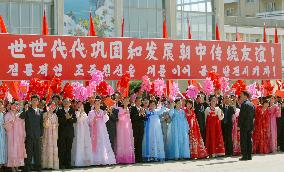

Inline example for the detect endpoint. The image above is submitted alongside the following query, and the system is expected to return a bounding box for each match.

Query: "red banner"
[0,34,282,80]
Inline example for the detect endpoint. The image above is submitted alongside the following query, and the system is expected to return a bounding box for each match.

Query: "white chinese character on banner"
[70,38,86,58]
[210,44,222,61]
[128,64,135,78]
[128,41,142,60]
[182,65,191,76]
[195,43,206,61]
[74,64,84,76]
[212,66,218,73]
[199,65,208,77]
[163,43,174,61]
[255,45,266,63]
[242,66,248,76]
[179,43,190,61]
[23,63,34,77]
[158,65,166,78]
[113,64,123,77]
[252,66,260,77]
[241,45,252,62]
[263,66,270,76]
[146,41,158,60]
[110,41,122,60]
[147,65,156,77]
[232,66,240,76]
[91,41,107,58]
[227,44,239,61]
[273,66,276,77]
[37,63,48,76]
[271,47,275,62]
[103,64,111,77]
[53,64,63,77]
[29,38,47,58]
[8,38,27,58]
[51,39,67,59]
[7,63,18,76]
[223,66,230,77]
[172,65,181,76]
[87,64,97,75]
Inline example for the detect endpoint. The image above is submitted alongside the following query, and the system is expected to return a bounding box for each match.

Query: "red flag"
[121,17,124,37]
[88,12,96,36]
[3,81,19,100]
[187,17,192,39]
[0,15,7,33]
[163,18,168,38]
[263,23,267,42]
[275,26,279,43]
[42,9,49,35]
[166,80,173,96]
[236,32,242,41]
[215,23,220,40]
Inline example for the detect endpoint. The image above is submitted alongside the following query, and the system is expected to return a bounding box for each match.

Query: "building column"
[114,0,124,37]
[213,0,224,40]
[54,0,64,35]
[164,0,177,39]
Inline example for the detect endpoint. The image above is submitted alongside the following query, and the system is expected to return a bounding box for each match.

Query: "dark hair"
[11,101,19,106]
[47,102,55,107]
[95,95,102,101]
[0,99,4,105]
[149,100,157,106]
[52,94,61,100]
[241,90,250,98]
[263,98,270,104]
[209,95,216,102]
[31,94,40,101]
[133,87,141,93]
[185,99,193,106]
[135,96,142,101]
[174,99,181,104]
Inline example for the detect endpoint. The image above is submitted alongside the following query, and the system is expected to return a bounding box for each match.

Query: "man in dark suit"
[130,97,146,163]
[220,95,235,156]
[194,94,208,141]
[56,98,77,169]
[238,91,255,161]
[105,98,119,151]
[20,95,43,172]
[84,95,95,115]
[52,94,61,113]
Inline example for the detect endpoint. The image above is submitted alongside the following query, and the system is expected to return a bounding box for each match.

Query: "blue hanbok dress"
[0,112,7,165]
[142,108,165,161]
[166,109,190,159]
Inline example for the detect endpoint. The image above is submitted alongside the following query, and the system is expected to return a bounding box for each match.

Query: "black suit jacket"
[220,105,235,126]
[130,105,146,126]
[106,108,119,128]
[194,102,208,127]
[56,108,77,138]
[238,100,255,131]
[84,102,93,115]
[20,107,43,139]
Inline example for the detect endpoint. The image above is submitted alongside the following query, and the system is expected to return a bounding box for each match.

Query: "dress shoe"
[239,157,248,161]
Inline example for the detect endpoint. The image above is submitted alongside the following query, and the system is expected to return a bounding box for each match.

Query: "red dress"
[205,107,225,157]
[185,109,208,159]
[253,106,271,154]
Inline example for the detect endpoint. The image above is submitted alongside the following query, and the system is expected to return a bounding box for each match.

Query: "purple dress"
[269,104,281,153]
[116,107,135,164]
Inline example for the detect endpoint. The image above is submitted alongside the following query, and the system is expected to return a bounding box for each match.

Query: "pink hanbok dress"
[88,110,116,165]
[269,104,281,153]
[4,111,26,167]
[116,107,135,164]
[232,108,241,155]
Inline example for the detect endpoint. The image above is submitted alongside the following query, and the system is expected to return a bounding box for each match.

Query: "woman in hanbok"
[253,99,271,154]
[0,100,7,171]
[269,96,281,153]
[42,102,59,170]
[4,102,26,172]
[205,95,225,157]
[185,99,208,159]
[166,99,190,160]
[116,97,135,164]
[71,101,93,167]
[88,97,116,165]
[231,99,241,156]
[142,100,165,161]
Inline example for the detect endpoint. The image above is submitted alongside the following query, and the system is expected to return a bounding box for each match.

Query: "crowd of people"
[0,88,284,172]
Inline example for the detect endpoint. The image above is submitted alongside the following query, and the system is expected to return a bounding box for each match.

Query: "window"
[123,0,163,38]
[226,8,234,16]
[0,1,55,34]
[246,0,254,3]
[266,2,276,12]
[176,0,214,40]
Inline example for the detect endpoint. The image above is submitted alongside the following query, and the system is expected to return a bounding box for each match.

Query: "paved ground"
[46,153,284,172]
